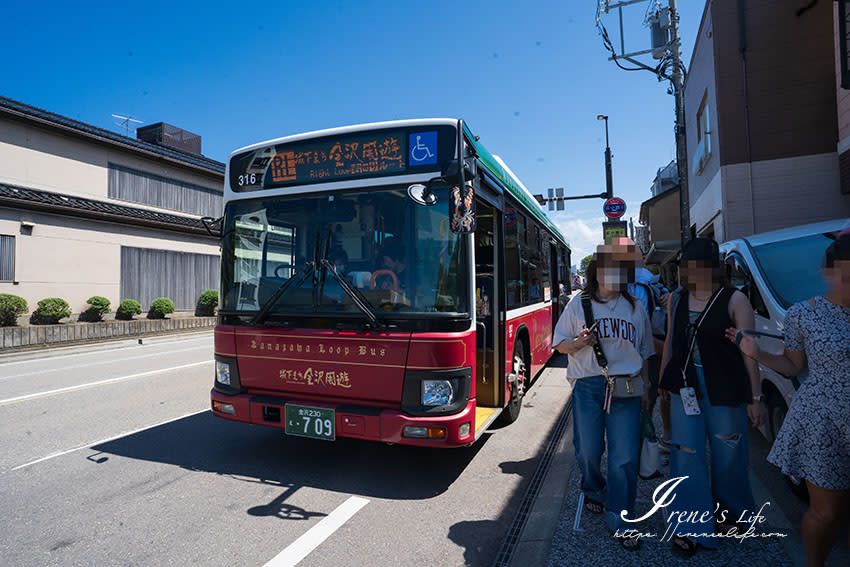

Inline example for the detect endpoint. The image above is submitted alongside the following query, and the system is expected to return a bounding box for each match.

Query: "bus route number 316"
[285,404,336,441]
[237,173,258,186]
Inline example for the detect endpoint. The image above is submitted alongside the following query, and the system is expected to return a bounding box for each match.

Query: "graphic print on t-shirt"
[595,317,638,347]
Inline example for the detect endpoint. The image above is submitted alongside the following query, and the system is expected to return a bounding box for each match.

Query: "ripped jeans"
[668,364,754,548]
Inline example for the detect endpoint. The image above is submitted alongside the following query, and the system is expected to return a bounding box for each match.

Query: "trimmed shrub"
[148,297,175,319]
[81,296,111,322]
[196,289,219,316]
[31,297,72,325]
[116,299,142,320]
[0,294,28,327]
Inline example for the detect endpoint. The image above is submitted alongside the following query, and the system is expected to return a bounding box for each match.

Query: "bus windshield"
[220,185,469,318]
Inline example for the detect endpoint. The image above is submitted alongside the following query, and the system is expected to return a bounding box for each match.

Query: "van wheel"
[499,344,526,425]
[767,392,809,501]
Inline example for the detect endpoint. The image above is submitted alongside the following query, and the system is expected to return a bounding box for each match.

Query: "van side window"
[726,255,769,318]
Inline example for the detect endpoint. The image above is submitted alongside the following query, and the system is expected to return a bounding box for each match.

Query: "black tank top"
[660,287,752,406]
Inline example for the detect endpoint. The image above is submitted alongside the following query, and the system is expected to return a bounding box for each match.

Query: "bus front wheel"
[499,343,526,425]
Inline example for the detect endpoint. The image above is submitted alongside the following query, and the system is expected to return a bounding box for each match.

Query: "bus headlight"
[402,367,471,416]
[213,355,241,394]
[216,361,232,386]
[422,380,455,406]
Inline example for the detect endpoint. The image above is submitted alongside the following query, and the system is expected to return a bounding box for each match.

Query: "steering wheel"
[370,269,398,291]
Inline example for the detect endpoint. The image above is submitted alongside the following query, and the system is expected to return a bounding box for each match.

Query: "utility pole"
[668,0,690,245]
[596,0,691,246]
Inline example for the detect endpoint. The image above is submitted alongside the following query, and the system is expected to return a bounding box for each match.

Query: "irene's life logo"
[615,476,788,543]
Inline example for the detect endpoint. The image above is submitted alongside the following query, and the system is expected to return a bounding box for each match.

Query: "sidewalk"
[506,392,849,567]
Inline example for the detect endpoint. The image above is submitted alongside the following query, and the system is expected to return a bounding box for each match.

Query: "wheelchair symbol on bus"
[409,131,437,165]
[411,135,434,162]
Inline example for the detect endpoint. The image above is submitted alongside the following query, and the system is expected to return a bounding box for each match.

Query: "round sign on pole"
[603,197,626,219]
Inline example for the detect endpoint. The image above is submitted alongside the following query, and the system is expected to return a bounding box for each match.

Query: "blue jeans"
[572,375,641,532]
[668,365,754,548]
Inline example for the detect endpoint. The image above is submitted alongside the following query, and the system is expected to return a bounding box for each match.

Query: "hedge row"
[0,290,218,327]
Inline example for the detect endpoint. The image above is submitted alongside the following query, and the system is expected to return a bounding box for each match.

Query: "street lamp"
[597,115,613,200]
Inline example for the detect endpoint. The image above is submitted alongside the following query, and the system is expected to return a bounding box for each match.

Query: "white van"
[719,218,848,496]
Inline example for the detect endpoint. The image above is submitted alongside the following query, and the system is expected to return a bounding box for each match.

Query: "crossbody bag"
[580,292,644,413]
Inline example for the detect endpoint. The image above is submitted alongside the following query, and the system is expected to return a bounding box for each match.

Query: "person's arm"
[724,330,807,377]
[554,329,597,355]
[728,290,765,427]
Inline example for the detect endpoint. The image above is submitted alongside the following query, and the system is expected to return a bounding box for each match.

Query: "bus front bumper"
[210,389,477,447]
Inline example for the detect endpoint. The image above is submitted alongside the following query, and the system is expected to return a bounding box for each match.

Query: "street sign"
[603,220,628,244]
[603,197,626,219]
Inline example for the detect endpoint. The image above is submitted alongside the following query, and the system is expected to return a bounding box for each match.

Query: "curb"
[505,394,576,567]
[0,317,215,352]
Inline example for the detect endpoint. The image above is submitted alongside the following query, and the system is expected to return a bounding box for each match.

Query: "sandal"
[672,535,698,557]
[620,534,641,552]
[584,498,604,514]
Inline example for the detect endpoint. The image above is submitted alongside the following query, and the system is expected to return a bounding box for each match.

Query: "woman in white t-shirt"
[553,241,654,552]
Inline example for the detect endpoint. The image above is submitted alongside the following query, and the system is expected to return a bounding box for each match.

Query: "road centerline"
[264,496,370,567]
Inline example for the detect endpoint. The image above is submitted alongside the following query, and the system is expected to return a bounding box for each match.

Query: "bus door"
[474,199,500,409]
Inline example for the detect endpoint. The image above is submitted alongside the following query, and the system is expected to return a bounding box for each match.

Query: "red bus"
[211,119,571,447]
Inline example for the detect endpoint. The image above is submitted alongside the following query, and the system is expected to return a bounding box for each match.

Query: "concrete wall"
[835,1,850,148]
[721,152,849,241]
[0,207,219,314]
[0,316,215,351]
[684,1,720,206]
[645,190,681,243]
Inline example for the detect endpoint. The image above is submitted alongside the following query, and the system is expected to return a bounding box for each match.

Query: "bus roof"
[463,123,568,246]
[229,118,569,249]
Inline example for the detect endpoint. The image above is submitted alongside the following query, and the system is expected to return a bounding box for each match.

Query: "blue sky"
[1,0,705,264]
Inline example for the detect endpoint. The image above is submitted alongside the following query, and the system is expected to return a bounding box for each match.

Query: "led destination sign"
[230,125,456,192]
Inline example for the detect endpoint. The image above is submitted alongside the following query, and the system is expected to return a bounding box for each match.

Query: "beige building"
[0,96,224,315]
[684,0,850,241]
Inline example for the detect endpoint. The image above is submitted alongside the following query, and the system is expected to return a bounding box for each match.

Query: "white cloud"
[553,217,603,266]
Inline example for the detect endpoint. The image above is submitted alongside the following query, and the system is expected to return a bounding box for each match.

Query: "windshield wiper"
[321,259,383,329]
[249,262,315,326]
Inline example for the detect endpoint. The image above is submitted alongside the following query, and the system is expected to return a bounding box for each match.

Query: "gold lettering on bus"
[280,367,352,389]
[247,337,388,360]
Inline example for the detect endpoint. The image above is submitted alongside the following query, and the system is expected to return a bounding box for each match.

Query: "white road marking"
[0,361,212,406]
[0,334,212,367]
[1,345,212,381]
[8,408,209,472]
[264,496,370,567]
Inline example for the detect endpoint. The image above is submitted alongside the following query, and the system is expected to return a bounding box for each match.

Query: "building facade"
[0,96,224,315]
[684,0,850,241]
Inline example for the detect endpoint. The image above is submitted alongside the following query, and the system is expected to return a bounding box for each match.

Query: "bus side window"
[505,206,522,309]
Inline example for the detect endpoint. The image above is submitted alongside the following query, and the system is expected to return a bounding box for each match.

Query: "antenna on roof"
[111,113,143,137]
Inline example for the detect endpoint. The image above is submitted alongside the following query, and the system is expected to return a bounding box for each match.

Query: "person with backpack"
[553,238,654,551]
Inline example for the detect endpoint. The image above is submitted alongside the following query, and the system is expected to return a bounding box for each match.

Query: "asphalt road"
[0,332,572,567]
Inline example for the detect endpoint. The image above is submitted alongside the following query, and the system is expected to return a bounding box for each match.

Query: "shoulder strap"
[580,292,609,370]
[680,287,725,386]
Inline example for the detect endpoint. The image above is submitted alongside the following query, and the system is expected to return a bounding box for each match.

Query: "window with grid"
[0,235,14,281]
